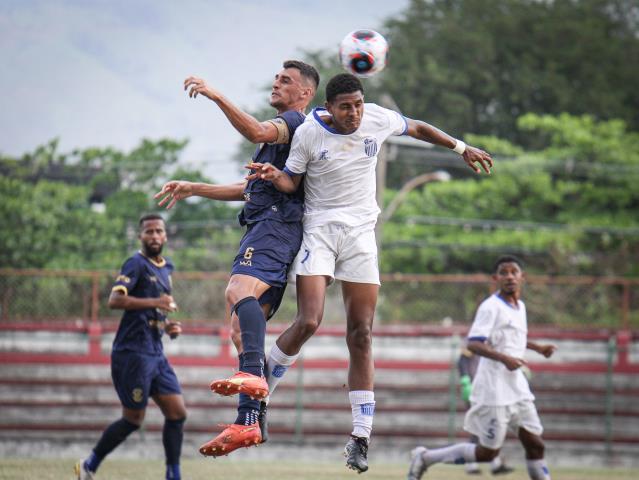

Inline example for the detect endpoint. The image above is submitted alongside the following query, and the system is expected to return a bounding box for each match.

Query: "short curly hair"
[325,73,364,103]
[493,255,524,273]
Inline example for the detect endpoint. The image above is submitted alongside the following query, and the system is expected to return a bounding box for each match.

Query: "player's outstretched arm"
[184,75,281,144]
[245,162,301,193]
[155,180,246,210]
[405,118,493,174]
[527,341,557,358]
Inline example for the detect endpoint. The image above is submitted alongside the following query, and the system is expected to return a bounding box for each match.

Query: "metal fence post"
[448,334,460,442]
[294,354,305,443]
[604,335,616,465]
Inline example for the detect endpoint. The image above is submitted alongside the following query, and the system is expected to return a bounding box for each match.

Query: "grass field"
[0,459,638,480]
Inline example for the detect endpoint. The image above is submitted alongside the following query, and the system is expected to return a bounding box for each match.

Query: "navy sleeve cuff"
[283,166,304,176]
[467,336,487,342]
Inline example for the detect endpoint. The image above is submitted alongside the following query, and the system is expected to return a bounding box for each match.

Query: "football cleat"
[74,460,95,480]
[199,423,262,457]
[258,401,268,443]
[344,435,369,473]
[210,371,269,400]
[491,464,515,475]
[465,462,482,475]
[407,446,428,480]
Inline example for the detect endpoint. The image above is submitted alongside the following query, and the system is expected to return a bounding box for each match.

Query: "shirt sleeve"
[284,124,312,175]
[268,110,305,145]
[112,257,141,296]
[384,107,408,136]
[467,300,496,342]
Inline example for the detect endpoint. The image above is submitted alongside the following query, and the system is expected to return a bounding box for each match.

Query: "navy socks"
[233,296,266,425]
[86,417,139,472]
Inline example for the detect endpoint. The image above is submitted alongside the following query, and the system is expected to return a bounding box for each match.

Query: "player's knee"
[294,313,321,340]
[123,410,145,426]
[476,445,500,462]
[346,323,372,351]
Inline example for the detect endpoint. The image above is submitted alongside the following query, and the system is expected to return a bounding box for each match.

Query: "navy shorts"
[111,350,181,409]
[232,220,302,318]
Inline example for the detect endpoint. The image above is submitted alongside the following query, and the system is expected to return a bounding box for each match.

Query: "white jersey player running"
[249,73,493,474]
[407,256,557,480]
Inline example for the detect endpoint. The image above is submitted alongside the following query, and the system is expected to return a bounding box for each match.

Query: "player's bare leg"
[519,428,551,479]
[342,281,378,473]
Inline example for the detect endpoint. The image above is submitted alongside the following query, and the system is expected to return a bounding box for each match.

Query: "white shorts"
[290,222,380,285]
[463,400,543,450]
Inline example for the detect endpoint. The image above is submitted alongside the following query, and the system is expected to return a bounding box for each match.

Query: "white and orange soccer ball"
[339,29,389,78]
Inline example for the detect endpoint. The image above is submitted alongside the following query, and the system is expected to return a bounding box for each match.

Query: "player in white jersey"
[248,73,492,473]
[407,256,557,480]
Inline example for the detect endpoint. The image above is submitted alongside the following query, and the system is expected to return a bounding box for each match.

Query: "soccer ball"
[339,29,388,78]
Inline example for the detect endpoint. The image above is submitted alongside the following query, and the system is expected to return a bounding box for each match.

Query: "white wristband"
[453,140,466,155]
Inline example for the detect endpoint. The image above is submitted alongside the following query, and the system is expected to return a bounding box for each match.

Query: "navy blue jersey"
[239,110,305,226]
[111,252,174,355]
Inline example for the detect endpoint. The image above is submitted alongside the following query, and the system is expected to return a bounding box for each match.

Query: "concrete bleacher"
[1,330,639,468]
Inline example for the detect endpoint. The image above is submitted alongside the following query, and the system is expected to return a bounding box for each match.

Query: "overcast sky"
[1,0,409,184]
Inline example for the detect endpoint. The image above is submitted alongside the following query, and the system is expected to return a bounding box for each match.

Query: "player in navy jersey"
[76,214,186,480]
[155,60,319,456]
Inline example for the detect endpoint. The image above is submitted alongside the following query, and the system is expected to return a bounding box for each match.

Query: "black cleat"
[344,435,369,473]
[491,464,514,475]
[258,401,268,443]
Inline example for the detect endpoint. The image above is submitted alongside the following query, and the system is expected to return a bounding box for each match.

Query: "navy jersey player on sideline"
[75,214,186,480]
[154,60,319,456]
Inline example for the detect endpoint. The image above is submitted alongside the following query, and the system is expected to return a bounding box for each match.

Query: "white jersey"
[467,293,534,406]
[284,103,407,229]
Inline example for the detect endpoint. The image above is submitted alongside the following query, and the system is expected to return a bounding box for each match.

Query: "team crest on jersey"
[318,149,330,161]
[132,388,144,403]
[364,137,378,157]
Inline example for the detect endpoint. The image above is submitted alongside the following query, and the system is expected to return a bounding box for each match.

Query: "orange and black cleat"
[199,423,262,457]
[210,371,269,400]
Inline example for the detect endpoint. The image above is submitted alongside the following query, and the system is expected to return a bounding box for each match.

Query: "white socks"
[348,390,375,438]
[526,459,551,479]
[423,443,476,465]
[264,343,298,403]
[349,390,375,439]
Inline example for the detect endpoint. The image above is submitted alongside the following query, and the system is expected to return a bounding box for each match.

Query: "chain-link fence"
[1,269,637,329]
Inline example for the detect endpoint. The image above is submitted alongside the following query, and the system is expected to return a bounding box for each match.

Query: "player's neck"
[498,290,520,307]
[139,249,163,264]
[276,104,305,115]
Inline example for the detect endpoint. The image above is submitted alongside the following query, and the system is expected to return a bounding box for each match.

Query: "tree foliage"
[381,114,639,276]
[381,0,639,142]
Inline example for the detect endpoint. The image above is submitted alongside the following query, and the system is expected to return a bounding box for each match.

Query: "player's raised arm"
[405,118,493,174]
[154,180,246,210]
[184,76,282,144]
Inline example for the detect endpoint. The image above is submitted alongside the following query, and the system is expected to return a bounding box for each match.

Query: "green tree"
[381,114,639,276]
[382,0,639,142]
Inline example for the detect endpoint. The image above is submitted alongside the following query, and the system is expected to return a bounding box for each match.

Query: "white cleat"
[407,446,428,480]
[74,460,95,480]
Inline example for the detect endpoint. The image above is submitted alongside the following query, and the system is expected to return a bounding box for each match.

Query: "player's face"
[325,91,364,134]
[494,262,523,295]
[270,68,309,111]
[139,219,167,257]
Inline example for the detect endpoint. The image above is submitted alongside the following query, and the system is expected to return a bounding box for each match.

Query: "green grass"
[1,459,638,480]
